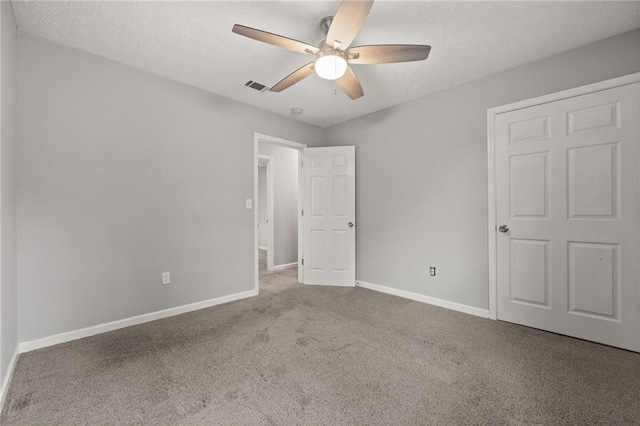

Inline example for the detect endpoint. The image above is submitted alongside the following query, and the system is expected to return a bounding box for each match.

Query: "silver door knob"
[348,222,354,228]
[498,225,509,233]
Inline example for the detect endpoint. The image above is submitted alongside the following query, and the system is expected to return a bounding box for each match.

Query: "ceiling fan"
[232,0,431,100]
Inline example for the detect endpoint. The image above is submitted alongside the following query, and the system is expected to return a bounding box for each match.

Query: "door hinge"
[301,209,304,216]
[301,259,304,266]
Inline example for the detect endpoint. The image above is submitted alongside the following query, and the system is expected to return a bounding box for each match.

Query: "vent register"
[245,80,269,92]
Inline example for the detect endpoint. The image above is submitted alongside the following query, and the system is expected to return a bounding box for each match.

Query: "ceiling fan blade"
[348,44,431,64]
[270,62,316,92]
[336,66,364,100]
[232,24,319,55]
[326,0,374,49]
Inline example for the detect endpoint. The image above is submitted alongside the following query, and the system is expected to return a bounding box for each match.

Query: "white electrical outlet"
[245,199,253,209]
[162,272,171,285]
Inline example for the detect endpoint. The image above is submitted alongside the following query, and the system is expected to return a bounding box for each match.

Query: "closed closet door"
[495,83,639,352]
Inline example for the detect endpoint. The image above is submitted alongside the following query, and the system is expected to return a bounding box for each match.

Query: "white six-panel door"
[302,146,356,286]
[495,83,639,351]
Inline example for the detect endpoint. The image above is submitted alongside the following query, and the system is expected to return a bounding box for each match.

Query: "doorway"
[253,133,306,292]
[253,134,358,291]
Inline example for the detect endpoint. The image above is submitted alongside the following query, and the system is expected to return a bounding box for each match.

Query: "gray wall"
[325,29,640,310]
[257,165,267,248]
[12,27,640,344]
[258,142,299,266]
[17,34,324,343]
[0,0,18,386]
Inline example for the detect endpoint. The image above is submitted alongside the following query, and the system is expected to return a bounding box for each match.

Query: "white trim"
[258,246,268,251]
[356,280,490,318]
[489,73,640,116]
[254,136,259,293]
[254,133,306,291]
[311,282,355,287]
[272,262,298,271]
[0,347,19,411]
[636,82,640,354]
[487,72,640,321]
[297,149,304,284]
[258,154,275,272]
[255,133,306,150]
[487,107,498,320]
[19,289,258,353]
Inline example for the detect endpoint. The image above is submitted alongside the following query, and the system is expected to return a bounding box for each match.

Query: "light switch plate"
[246,199,253,209]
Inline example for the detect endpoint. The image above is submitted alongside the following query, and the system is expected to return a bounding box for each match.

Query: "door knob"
[498,225,509,233]
[348,222,354,228]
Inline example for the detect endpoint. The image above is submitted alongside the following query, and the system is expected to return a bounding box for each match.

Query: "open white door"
[301,146,355,286]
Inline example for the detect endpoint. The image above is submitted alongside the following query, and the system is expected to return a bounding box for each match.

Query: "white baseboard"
[273,262,297,271]
[356,280,490,319]
[304,281,355,287]
[19,289,258,353]
[0,347,19,412]
[258,246,267,251]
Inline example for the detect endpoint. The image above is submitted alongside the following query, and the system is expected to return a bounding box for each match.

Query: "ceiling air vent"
[244,80,269,92]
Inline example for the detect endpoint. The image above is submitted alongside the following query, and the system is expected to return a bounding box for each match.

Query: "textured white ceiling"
[11,1,640,127]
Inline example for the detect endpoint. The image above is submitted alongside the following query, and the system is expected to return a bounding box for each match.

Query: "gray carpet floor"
[2,250,640,424]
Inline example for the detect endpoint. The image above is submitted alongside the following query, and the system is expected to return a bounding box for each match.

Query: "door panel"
[568,242,618,320]
[310,230,326,270]
[510,238,550,307]
[495,83,639,352]
[568,102,619,134]
[509,153,548,218]
[311,177,325,216]
[509,115,551,144]
[568,143,619,219]
[332,176,348,216]
[302,146,356,286]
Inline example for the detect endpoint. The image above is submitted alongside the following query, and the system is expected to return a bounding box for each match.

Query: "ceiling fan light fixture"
[314,51,347,80]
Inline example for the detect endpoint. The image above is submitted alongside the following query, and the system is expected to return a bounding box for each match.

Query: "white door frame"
[258,154,275,272]
[487,72,640,321]
[254,133,307,292]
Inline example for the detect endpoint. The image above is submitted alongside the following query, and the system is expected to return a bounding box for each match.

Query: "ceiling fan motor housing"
[319,16,334,35]
[316,41,346,57]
